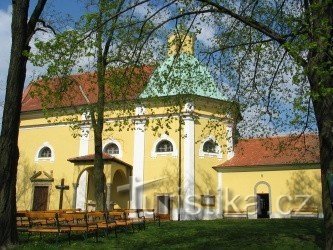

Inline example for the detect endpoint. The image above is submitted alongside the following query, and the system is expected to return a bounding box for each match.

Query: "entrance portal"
[111,170,129,209]
[257,193,269,218]
[70,154,132,211]
[32,186,49,211]
[76,170,88,210]
[157,195,170,220]
[76,168,106,211]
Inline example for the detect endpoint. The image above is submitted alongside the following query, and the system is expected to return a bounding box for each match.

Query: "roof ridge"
[21,65,155,112]
[215,134,319,169]
[238,133,318,141]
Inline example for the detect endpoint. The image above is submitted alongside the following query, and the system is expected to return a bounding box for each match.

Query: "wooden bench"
[27,211,58,226]
[59,212,99,242]
[124,209,145,230]
[19,210,100,244]
[88,211,117,237]
[138,209,161,227]
[17,210,65,233]
[290,207,319,218]
[16,211,30,232]
[47,209,82,213]
[223,210,248,219]
[108,211,134,233]
[26,212,71,244]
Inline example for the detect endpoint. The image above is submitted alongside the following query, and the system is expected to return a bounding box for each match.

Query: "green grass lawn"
[16,219,324,249]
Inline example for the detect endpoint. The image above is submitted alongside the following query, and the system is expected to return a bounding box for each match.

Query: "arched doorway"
[111,170,129,209]
[76,167,106,211]
[69,153,132,211]
[76,169,88,210]
[254,181,271,218]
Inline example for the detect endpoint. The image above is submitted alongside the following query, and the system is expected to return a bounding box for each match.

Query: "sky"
[0,1,87,120]
[0,0,86,19]
[0,1,317,137]
[0,0,213,107]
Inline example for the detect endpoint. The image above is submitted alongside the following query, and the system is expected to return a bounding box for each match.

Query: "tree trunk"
[0,0,47,245]
[92,0,107,211]
[307,2,333,248]
[93,124,106,211]
[0,1,30,246]
[309,77,333,250]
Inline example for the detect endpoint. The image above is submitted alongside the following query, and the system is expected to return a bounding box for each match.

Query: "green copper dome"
[139,54,227,100]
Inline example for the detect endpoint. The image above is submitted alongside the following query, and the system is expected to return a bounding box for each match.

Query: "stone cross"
[55,178,69,209]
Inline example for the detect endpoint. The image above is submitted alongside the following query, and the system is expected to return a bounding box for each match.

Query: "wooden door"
[257,193,269,218]
[157,195,170,220]
[32,186,49,211]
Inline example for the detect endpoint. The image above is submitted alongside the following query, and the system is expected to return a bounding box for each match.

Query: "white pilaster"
[183,114,195,219]
[131,106,146,209]
[79,113,90,156]
[226,124,234,160]
[217,172,223,218]
[76,116,90,210]
[171,208,179,221]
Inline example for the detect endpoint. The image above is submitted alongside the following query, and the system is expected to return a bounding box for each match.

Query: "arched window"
[38,147,52,158]
[203,140,217,153]
[156,140,173,152]
[104,143,119,155]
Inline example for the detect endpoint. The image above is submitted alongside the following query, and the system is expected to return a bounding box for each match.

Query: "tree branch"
[198,0,308,67]
[134,8,218,64]
[80,0,149,43]
[137,0,178,40]
[37,19,57,35]
[266,50,288,117]
[300,96,312,136]
[198,0,288,44]
[103,0,125,67]
[26,0,48,44]
[204,38,273,55]
[252,45,267,103]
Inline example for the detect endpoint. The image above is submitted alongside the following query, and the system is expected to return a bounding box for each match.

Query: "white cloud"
[0,5,54,121]
[0,6,12,101]
[25,28,54,83]
[134,2,151,18]
[0,6,12,122]
[134,2,171,25]
[191,13,216,47]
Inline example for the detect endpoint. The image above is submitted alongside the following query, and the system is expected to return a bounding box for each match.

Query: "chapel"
[17,30,322,220]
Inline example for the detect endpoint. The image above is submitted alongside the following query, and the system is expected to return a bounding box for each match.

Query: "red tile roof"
[68,153,132,168]
[214,134,320,169]
[21,66,154,112]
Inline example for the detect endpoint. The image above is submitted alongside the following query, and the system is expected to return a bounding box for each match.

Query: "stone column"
[76,170,88,210]
[72,183,78,209]
[183,112,195,220]
[216,172,223,218]
[131,106,146,209]
[79,125,90,156]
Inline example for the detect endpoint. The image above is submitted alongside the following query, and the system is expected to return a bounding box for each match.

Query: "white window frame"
[151,134,178,158]
[35,142,55,162]
[103,139,123,158]
[199,136,223,159]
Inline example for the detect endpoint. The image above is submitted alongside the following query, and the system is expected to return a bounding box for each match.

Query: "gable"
[30,171,54,182]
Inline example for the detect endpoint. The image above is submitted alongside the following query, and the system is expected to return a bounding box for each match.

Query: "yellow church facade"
[17,32,322,220]
[214,134,322,219]
[18,93,236,220]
